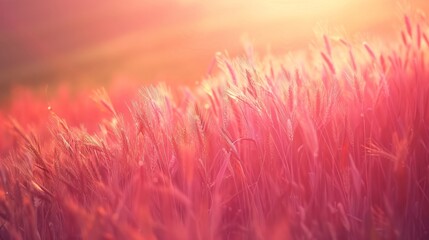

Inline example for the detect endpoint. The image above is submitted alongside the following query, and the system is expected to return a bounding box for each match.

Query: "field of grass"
[1,13,429,239]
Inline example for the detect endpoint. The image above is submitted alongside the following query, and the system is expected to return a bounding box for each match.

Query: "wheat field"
[1,12,429,240]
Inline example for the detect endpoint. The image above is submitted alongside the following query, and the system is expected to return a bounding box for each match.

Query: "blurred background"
[1,0,429,101]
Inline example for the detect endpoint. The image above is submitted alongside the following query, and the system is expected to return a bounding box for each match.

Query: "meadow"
[0,14,429,239]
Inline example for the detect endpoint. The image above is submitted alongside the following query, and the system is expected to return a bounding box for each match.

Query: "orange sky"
[1,0,428,91]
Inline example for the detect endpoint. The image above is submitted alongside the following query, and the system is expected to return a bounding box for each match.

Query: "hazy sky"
[1,0,428,89]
